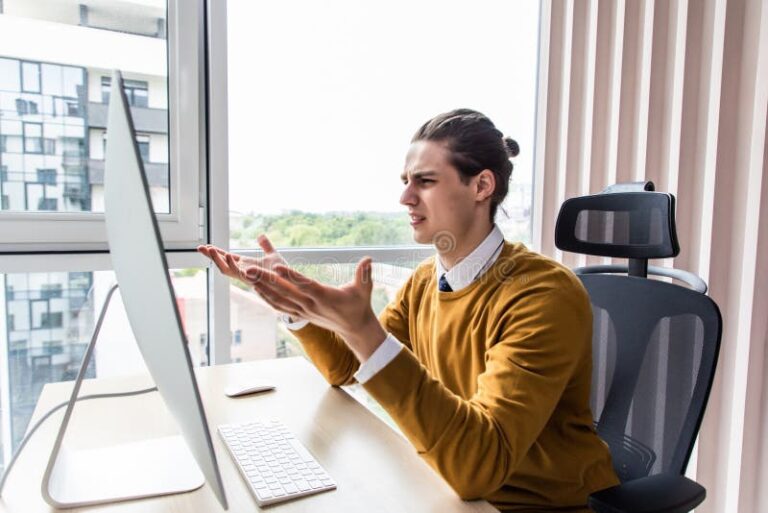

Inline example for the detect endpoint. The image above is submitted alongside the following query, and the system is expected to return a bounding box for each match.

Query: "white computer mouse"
[224,381,276,398]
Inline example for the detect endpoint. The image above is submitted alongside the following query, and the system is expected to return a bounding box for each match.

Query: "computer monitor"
[41,70,228,509]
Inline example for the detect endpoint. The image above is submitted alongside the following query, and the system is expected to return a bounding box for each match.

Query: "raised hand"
[197,234,287,286]
[244,257,387,362]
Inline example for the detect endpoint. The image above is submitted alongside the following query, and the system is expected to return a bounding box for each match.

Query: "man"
[200,109,618,511]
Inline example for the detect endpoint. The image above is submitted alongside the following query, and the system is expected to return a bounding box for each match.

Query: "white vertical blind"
[534,1,768,511]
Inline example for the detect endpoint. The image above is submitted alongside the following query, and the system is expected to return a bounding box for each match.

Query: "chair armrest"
[588,473,705,513]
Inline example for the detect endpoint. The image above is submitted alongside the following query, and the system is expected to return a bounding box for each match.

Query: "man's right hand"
[197,234,287,286]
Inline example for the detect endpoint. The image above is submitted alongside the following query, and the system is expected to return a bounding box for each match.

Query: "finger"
[354,257,374,290]
[212,247,240,264]
[272,264,317,288]
[258,234,276,255]
[247,267,316,308]
[210,249,236,276]
[251,283,305,318]
[198,245,218,260]
[226,253,244,277]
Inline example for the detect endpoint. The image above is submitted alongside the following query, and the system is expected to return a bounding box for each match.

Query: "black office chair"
[554,182,723,513]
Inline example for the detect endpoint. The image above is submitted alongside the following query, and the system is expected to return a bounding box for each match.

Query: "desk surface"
[0,357,494,513]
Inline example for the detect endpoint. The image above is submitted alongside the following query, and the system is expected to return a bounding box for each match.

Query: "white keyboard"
[218,420,336,506]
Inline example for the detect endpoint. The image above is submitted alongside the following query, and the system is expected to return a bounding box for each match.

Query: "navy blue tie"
[438,273,453,292]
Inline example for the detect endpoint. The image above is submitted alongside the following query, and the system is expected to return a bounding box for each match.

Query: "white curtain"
[532,0,768,511]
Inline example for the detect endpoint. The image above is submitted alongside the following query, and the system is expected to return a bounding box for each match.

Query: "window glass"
[21,62,40,93]
[0,58,20,91]
[0,0,170,214]
[227,260,419,363]
[227,0,538,249]
[23,123,43,154]
[0,268,206,473]
[41,64,64,97]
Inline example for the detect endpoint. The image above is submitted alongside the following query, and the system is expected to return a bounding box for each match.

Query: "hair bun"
[504,137,520,157]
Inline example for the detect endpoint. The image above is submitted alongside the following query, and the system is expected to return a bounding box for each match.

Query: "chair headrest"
[555,188,680,259]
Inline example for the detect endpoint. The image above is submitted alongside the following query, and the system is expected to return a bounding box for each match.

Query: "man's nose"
[400,183,417,206]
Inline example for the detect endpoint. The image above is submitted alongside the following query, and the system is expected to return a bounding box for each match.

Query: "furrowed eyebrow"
[401,171,438,181]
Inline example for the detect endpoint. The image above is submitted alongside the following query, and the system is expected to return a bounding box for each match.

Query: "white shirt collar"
[435,225,505,292]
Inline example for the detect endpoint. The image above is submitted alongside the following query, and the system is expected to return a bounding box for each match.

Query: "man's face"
[400,140,480,245]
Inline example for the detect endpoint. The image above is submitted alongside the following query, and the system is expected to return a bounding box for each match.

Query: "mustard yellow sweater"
[292,242,619,511]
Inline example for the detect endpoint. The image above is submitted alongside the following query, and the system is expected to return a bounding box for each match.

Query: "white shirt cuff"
[354,333,404,384]
[280,313,309,331]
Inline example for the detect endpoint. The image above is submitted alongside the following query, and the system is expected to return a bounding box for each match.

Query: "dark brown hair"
[411,108,519,222]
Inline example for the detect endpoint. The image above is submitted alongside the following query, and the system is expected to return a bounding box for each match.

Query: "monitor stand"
[41,285,205,508]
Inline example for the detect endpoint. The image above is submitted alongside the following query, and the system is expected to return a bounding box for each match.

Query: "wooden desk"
[0,357,495,512]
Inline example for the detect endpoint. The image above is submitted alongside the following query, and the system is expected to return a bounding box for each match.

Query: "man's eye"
[420,179,434,184]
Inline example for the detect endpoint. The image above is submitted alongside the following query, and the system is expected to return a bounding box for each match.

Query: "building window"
[40,283,63,299]
[40,312,64,329]
[42,138,56,155]
[64,99,81,117]
[42,340,64,354]
[101,76,149,108]
[23,122,43,154]
[61,137,85,158]
[21,61,40,93]
[1,165,7,182]
[233,329,242,345]
[136,134,150,162]
[1,195,8,210]
[102,133,150,162]
[15,98,39,115]
[37,169,57,185]
[37,198,57,211]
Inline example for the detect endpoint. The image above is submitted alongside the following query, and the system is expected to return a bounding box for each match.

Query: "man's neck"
[438,222,494,270]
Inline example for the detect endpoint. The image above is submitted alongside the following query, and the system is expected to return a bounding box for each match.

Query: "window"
[36,169,56,185]
[42,340,64,354]
[21,62,40,93]
[1,266,206,457]
[101,76,149,108]
[64,100,81,117]
[0,58,21,91]
[223,0,539,363]
[22,122,43,154]
[136,134,150,162]
[0,0,202,249]
[15,98,39,116]
[40,283,63,298]
[37,198,57,211]
[226,0,537,250]
[40,312,63,329]
[0,0,205,471]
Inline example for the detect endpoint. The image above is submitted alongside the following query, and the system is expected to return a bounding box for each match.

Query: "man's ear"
[474,169,496,202]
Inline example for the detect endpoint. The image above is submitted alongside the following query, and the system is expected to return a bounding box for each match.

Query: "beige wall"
[535,1,767,511]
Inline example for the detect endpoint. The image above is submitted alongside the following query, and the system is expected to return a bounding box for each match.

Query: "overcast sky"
[227,0,540,216]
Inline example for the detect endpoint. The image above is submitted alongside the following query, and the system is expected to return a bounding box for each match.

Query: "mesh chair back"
[555,191,679,260]
[583,274,721,482]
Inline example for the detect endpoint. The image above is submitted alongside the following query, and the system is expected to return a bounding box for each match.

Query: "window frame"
[0,0,205,252]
